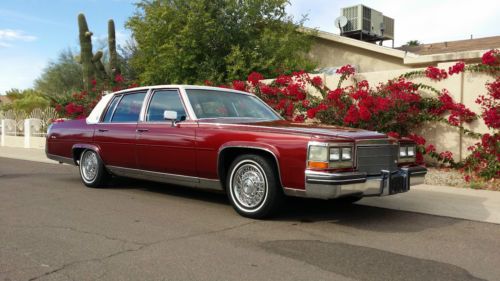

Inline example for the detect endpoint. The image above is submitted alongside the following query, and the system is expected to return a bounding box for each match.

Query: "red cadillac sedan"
[46,85,427,218]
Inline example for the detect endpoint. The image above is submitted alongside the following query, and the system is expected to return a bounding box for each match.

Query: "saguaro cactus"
[78,13,96,90]
[77,14,122,88]
[92,51,108,82]
[108,19,121,77]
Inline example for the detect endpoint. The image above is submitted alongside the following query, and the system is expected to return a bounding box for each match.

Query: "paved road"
[1,158,499,281]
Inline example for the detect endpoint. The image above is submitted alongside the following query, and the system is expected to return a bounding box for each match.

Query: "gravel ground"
[425,167,499,191]
[424,167,468,187]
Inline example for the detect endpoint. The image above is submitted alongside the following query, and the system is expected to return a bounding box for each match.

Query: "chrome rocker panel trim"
[284,166,427,200]
[106,165,223,191]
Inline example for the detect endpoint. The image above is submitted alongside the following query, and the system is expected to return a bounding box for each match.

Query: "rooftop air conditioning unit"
[340,4,394,42]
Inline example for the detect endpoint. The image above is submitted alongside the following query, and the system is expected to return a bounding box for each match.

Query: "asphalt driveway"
[1,158,499,281]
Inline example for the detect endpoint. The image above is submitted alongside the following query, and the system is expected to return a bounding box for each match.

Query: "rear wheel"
[79,149,109,188]
[227,154,283,219]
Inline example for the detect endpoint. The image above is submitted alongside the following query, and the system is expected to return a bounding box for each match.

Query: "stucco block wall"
[310,38,412,72]
[311,62,495,162]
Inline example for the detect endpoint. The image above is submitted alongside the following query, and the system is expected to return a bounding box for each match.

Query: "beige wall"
[1,135,45,149]
[309,62,496,162]
[3,136,24,148]
[310,38,412,72]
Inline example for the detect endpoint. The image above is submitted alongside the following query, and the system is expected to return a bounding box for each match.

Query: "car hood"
[200,119,387,140]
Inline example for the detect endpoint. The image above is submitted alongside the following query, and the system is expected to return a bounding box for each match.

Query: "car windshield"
[186,89,281,120]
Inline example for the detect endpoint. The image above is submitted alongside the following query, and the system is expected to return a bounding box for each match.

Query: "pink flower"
[407,133,426,145]
[327,88,343,101]
[293,114,305,123]
[439,151,453,161]
[358,105,371,121]
[448,61,465,75]
[247,72,264,86]
[482,49,499,66]
[343,105,359,124]
[232,80,246,91]
[311,76,323,87]
[425,66,448,81]
[114,74,124,83]
[275,74,292,85]
[336,65,355,77]
[306,108,318,119]
[425,144,436,153]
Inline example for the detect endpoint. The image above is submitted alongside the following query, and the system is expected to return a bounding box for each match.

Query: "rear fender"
[72,144,102,165]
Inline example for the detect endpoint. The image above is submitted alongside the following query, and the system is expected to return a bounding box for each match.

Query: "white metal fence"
[0,108,58,148]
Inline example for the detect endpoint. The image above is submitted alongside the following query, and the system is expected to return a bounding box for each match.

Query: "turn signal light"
[307,161,329,169]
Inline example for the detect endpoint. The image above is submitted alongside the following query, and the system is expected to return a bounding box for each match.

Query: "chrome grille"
[356,145,398,175]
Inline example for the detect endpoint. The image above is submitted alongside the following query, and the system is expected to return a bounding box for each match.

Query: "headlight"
[308,142,354,169]
[329,148,340,161]
[341,147,352,160]
[399,144,416,163]
[407,146,415,157]
[399,146,407,157]
[309,146,328,162]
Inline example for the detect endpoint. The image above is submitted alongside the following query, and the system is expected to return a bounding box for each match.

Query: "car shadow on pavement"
[275,197,462,233]
[104,177,462,233]
[107,176,229,205]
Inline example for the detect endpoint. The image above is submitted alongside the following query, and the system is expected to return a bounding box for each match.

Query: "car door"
[93,91,147,168]
[136,89,197,177]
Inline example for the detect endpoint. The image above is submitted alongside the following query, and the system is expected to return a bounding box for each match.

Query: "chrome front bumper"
[289,166,427,200]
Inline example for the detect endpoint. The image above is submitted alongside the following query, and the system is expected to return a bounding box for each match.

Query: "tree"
[406,40,421,46]
[34,49,83,97]
[126,0,316,85]
[1,88,49,113]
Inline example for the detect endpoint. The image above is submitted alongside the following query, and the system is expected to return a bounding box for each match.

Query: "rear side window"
[146,90,187,122]
[102,95,121,123]
[110,92,146,123]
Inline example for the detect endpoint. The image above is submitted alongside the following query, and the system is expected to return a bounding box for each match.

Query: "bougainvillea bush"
[222,49,500,187]
[50,75,138,119]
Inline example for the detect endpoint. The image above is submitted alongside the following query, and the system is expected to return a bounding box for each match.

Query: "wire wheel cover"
[232,163,267,209]
[81,152,98,182]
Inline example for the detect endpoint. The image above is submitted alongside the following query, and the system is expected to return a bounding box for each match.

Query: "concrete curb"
[1,146,499,225]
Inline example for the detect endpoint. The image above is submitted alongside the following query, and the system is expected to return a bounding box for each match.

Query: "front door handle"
[97,129,108,132]
[136,128,149,132]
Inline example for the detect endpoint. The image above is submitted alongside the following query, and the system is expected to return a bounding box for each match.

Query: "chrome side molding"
[106,165,223,191]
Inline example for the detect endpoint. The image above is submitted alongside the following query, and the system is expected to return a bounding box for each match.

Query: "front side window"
[110,92,146,123]
[186,89,280,120]
[146,90,187,122]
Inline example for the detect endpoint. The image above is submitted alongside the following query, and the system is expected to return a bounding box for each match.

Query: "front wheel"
[79,149,109,188]
[227,154,283,219]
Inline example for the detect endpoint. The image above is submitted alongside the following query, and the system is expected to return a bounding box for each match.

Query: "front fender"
[217,141,283,187]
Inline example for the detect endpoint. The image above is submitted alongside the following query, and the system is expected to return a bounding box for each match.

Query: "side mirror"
[163,110,178,126]
[163,110,177,121]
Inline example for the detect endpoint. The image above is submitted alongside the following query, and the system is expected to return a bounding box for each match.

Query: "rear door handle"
[97,129,108,132]
[136,129,149,132]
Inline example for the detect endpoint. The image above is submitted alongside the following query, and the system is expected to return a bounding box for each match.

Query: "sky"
[1,0,500,94]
